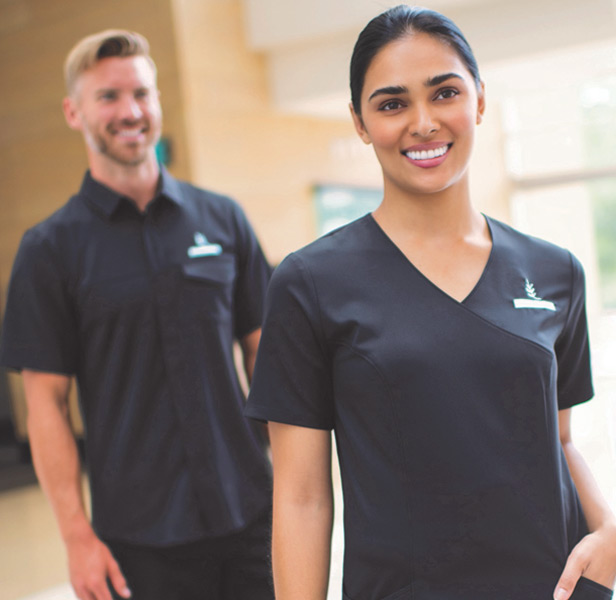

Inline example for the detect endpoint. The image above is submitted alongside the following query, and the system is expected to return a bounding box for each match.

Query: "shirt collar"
[80,166,183,219]
[157,166,184,207]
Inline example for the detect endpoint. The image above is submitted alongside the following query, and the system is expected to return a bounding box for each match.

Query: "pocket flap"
[182,254,235,284]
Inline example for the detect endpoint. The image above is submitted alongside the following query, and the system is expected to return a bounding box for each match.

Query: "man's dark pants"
[106,510,273,600]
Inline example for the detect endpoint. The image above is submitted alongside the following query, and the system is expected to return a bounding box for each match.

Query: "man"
[0,30,273,600]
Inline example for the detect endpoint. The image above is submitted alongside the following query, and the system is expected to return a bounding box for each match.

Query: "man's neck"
[89,156,161,212]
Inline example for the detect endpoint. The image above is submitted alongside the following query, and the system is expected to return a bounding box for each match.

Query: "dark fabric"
[341,577,614,600]
[573,577,615,600]
[0,168,272,545]
[106,510,274,600]
[246,214,594,600]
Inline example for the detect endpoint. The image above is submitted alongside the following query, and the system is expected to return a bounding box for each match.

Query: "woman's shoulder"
[279,214,374,270]
[487,216,587,298]
[488,215,580,266]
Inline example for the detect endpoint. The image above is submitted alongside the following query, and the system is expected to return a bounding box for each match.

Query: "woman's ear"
[349,103,372,145]
[476,80,486,125]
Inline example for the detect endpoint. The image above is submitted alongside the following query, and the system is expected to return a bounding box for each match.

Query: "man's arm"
[554,408,616,600]
[22,370,131,600]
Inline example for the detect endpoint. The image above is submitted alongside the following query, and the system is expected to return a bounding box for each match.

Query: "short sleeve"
[245,253,334,430]
[555,253,593,409]
[230,202,272,339]
[0,229,78,374]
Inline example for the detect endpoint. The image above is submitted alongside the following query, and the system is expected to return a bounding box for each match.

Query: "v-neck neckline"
[365,213,496,305]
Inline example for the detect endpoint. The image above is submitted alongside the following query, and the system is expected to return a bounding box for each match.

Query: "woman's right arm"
[269,421,334,600]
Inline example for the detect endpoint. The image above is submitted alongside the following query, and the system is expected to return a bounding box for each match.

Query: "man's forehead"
[79,55,157,89]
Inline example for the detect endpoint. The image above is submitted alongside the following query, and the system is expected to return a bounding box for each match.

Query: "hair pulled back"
[350,5,480,114]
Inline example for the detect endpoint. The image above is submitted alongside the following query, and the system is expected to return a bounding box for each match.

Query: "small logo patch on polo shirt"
[513,279,556,311]
[187,232,223,258]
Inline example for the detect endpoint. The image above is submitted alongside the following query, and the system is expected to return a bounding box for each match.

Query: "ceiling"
[240,0,616,119]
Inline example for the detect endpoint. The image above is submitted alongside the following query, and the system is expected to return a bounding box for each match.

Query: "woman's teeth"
[406,145,449,160]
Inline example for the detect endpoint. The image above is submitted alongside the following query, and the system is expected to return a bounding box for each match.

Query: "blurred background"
[1,0,615,598]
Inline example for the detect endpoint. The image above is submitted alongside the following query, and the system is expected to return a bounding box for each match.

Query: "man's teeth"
[406,145,449,160]
[118,129,143,137]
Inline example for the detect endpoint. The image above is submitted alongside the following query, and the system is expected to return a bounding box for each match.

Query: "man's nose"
[118,95,143,120]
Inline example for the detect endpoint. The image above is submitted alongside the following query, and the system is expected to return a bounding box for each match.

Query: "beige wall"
[170,0,358,263]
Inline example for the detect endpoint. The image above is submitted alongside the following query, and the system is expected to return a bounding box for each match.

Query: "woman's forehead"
[364,34,470,89]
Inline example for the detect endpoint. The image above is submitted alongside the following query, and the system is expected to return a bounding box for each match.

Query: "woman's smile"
[403,142,452,168]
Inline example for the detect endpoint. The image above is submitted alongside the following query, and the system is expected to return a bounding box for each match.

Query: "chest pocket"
[180,254,236,320]
[181,253,236,285]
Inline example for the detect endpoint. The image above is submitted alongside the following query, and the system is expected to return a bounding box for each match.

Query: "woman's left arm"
[554,408,616,600]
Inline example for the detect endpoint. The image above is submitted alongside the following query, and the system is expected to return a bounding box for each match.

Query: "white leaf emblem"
[525,278,542,300]
[194,232,207,246]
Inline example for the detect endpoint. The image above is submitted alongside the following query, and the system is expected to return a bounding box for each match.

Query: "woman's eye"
[379,100,403,111]
[435,88,459,100]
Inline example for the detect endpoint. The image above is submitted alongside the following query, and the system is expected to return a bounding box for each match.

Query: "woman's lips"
[403,143,452,168]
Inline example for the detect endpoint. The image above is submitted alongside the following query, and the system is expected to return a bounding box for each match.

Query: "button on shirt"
[0,169,272,545]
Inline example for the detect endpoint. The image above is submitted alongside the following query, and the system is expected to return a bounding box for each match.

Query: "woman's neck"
[371,178,493,303]
[372,178,483,243]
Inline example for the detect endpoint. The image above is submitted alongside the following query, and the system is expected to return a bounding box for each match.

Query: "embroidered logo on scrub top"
[187,232,223,258]
[513,279,556,311]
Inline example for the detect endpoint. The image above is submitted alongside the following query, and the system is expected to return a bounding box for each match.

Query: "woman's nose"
[409,103,438,137]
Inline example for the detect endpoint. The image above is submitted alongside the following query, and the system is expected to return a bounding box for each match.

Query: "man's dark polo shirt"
[0,169,272,546]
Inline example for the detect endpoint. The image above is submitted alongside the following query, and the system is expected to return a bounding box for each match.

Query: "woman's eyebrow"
[367,73,465,102]
[425,72,464,87]
[367,85,408,102]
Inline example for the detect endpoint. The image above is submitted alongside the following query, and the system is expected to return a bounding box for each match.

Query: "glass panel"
[313,184,382,236]
[588,179,616,309]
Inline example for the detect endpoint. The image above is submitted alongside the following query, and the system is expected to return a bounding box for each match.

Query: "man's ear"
[63,96,82,131]
[349,103,371,145]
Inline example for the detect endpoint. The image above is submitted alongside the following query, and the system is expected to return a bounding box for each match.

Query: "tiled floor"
[18,585,76,600]
[2,315,615,600]
[0,484,74,600]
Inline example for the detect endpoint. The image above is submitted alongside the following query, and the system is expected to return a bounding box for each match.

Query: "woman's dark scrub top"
[246,215,610,600]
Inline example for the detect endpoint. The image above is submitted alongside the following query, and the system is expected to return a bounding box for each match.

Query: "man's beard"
[84,119,157,167]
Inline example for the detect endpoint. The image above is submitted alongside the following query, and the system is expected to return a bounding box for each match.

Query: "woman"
[245,6,616,600]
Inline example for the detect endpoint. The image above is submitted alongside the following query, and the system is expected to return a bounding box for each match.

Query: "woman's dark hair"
[350,5,481,114]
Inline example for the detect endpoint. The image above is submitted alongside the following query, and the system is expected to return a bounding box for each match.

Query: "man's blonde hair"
[64,29,156,96]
